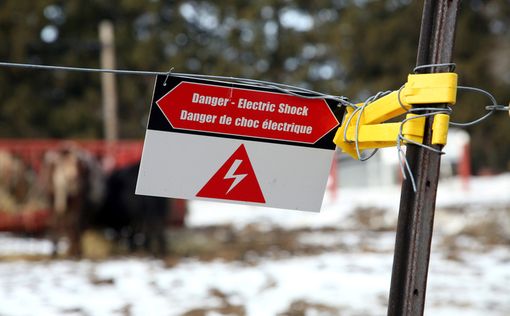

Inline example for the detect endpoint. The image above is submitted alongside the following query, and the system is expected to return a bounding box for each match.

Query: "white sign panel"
[136,76,344,212]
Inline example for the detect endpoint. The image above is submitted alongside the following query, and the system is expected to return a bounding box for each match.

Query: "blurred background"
[1,0,509,171]
[0,0,509,315]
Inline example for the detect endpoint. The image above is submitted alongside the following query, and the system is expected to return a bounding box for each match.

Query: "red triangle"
[196,144,265,203]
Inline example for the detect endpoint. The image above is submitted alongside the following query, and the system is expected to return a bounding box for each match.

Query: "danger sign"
[136,75,344,212]
[156,81,339,144]
[196,144,265,203]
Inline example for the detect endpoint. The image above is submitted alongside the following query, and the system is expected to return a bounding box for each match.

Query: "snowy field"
[0,175,509,315]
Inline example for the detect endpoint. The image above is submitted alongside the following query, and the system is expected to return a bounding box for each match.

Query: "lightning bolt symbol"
[224,159,247,194]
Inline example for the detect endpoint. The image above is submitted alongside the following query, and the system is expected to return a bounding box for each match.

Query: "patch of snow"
[436,174,510,208]
[187,183,400,230]
[0,245,508,316]
[0,233,53,256]
[187,174,510,230]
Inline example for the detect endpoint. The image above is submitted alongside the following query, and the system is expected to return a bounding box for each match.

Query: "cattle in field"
[0,150,50,234]
[0,150,33,210]
[39,144,170,258]
[98,163,169,257]
[40,145,105,257]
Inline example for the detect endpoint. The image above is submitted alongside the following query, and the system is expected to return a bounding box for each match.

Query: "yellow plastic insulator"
[333,113,427,159]
[402,114,426,144]
[333,107,359,158]
[350,73,457,127]
[361,91,409,125]
[333,72,457,159]
[401,73,458,105]
[431,114,450,145]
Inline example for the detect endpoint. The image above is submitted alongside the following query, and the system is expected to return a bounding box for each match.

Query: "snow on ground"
[186,184,400,231]
[0,244,508,316]
[0,234,53,256]
[0,174,509,315]
[187,174,510,230]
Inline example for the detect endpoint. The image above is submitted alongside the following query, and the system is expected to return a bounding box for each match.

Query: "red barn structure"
[0,139,187,234]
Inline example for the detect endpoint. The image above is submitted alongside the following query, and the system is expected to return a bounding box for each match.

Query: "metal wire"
[162,67,174,86]
[0,60,350,105]
[413,62,456,73]
[347,87,451,192]
[449,85,498,127]
[486,104,509,111]
[348,63,505,192]
[341,90,392,161]
[396,77,504,191]
[354,91,392,160]
[394,82,502,192]
[0,61,164,76]
[396,111,449,192]
[1,60,506,192]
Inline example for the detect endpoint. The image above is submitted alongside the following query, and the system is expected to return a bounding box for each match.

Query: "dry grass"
[182,288,246,316]
[277,299,341,316]
[165,225,331,265]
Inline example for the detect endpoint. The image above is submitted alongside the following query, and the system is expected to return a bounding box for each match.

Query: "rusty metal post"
[387,1,461,315]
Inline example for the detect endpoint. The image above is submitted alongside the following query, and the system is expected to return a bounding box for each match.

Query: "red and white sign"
[156,81,339,144]
[136,76,343,212]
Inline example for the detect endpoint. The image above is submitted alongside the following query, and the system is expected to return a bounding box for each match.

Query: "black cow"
[97,163,169,256]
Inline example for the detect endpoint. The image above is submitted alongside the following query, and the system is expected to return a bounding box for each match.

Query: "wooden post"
[99,20,119,142]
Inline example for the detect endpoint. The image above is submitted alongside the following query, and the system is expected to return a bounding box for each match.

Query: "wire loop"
[346,63,504,192]
[162,67,174,86]
[413,62,456,73]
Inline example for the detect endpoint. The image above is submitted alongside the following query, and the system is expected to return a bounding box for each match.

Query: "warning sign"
[156,81,339,144]
[196,144,265,203]
[136,75,345,212]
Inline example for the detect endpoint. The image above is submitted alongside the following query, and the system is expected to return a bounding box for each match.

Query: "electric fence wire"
[0,60,506,192]
[413,62,456,73]
[354,62,506,192]
[0,61,353,107]
[396,112,449,192]
[341,90,393,161]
